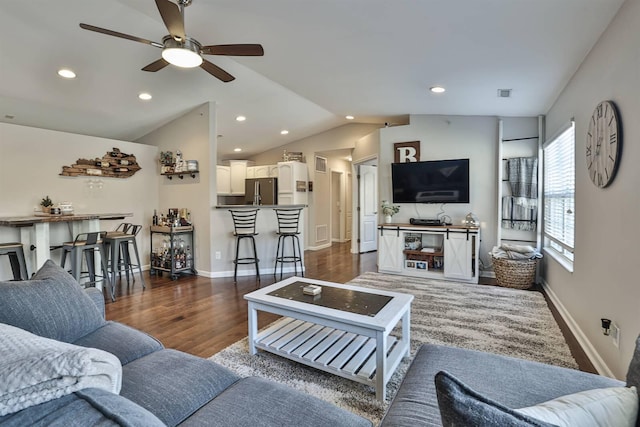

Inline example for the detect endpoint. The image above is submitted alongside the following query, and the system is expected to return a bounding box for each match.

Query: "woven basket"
[492,256,538,289]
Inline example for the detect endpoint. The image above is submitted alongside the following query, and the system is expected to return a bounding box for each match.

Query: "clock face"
[586,101,621,188]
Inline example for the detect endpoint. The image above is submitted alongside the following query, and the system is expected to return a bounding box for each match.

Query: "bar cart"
[150,225,197,280]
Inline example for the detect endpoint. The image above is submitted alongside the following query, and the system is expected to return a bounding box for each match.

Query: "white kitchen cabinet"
[216,166,231,195]
[377,224,479,283]
[277,161,307,205]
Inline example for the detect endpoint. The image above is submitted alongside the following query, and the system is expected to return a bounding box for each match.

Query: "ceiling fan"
[79,0,263,82]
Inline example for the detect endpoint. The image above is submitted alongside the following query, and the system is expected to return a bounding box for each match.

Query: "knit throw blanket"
[507,157,538,208]
[0,323,122,416]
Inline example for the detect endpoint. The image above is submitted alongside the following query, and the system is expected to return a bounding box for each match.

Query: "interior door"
[358,164,378,252]
[346,173,353,241]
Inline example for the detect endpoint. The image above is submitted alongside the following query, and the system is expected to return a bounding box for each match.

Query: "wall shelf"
[162,171,199,180]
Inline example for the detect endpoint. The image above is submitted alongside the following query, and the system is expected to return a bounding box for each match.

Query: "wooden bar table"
[0,213,132,280]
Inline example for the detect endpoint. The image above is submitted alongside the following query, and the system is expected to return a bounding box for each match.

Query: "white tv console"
[377,224,480,283]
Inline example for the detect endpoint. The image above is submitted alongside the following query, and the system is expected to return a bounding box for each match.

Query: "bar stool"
[60,232,113,300]
[273,208,304,280]
[104,224,146,293]
[229,209,260,282]
[0,242,29,280]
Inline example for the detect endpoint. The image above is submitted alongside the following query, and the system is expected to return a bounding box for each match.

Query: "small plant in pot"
[381,200,400,224]
[40,196,53,213]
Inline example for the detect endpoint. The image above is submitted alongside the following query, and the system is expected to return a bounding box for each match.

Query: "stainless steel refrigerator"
[244,178,278,205]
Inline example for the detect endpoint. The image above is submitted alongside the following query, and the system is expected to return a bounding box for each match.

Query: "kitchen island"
[213,205,307,279]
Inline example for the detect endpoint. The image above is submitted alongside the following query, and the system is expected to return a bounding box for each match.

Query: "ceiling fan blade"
[201,44,264,56]
[79,23,163,48]
[155,0,186,41]
[142,58,170,72]
[200,60,235,82]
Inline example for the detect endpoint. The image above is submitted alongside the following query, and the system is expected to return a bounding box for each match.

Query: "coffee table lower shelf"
[253,316,406,396]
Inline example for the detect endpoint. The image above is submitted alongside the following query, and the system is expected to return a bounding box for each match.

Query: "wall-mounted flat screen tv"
[391,159,470,204]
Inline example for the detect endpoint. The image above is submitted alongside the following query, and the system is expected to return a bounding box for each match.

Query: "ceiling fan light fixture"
[162,48,202,68]
[161,36,203,68]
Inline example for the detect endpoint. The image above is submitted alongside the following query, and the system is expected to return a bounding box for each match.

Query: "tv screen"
[391,159,470,204]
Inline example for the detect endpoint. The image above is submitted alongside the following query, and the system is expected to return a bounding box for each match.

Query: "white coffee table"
[244,277,413,401]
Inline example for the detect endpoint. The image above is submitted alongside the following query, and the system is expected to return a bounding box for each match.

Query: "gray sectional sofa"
[2,259,638,426]
[381,334,640,426]
[0,261,371,427]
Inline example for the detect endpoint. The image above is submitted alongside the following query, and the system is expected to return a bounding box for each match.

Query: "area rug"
[209,272,577,424]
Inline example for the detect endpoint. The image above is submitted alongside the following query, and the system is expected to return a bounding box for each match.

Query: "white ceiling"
[0,0,625,160]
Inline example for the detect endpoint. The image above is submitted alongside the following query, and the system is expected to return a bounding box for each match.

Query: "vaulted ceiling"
[0,0,625,159]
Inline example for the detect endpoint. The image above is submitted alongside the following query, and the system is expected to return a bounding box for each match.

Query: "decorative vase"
[384,215,392,224]
[42,206,51,214]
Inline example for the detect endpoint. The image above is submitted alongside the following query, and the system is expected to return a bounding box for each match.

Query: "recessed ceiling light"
[138,93,152,101]
[345,115,355,120]
[236,115,246,122]
[57,69,76,79]
[430,86,446,93]
[280,130,289,135]
[234,148,242,152]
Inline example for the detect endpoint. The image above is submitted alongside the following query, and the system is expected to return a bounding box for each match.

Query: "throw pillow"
[0,260,106,343]
[0,323,122,416]
[517,386,638,427]
[434,371,556,427]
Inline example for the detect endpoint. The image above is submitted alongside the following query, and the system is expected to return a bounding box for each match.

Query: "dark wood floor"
[105,242,594,372]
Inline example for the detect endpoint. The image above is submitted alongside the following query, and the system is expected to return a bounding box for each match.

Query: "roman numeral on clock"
[610,133,617,144]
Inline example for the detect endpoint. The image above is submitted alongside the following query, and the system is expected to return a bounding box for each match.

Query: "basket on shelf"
[491,256,538,289]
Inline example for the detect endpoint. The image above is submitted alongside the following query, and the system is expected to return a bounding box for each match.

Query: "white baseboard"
[541,278,615,378]
[307,243,332,251]
[205,266,305,279]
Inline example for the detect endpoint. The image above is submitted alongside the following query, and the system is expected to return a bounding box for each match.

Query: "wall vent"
[316,224,328,242]
[497,89,512,98]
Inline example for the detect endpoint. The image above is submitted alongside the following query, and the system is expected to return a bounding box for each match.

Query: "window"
[543,121,575,270]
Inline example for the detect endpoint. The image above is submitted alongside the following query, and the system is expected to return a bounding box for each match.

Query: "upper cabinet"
[278,161,307,205]
[247,164,278,179]
[217,160,253,195]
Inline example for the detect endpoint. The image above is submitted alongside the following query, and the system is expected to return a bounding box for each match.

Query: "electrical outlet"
[215,251,221,260]
[610,322,620,348]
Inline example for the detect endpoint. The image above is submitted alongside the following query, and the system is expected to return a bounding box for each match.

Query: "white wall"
[0,123,158,279]
[542,0,640,379]
[378,115,499,271]
[136,103,216,274]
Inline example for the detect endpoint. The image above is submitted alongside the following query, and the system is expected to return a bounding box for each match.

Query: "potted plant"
[381,200,400,224]
[40,195,53,213]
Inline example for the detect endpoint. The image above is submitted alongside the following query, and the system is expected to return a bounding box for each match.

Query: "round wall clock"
[586,100,621,188]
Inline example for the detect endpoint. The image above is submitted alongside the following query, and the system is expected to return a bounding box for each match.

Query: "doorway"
[331,170,344,242]
[353,159,378,253]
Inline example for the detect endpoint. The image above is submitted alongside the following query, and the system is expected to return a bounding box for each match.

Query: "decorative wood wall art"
[60,147,142,178]
[394,141,420,163]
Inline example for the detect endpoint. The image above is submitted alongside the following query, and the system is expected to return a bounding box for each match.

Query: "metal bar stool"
[104,224,146,294]
[229,209,260,282]
[273,208,304,280]
[0,242,29,280]
[60,232,113,300]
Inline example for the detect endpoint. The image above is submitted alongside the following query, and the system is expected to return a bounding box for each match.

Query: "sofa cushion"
[0,260,106,343]
[0,388,165,427]
[73,321,163,366]
[179,376,372,427]
[120,349,241,427]
[380,343,623,426]
[517,386,638,427]
[435,371,556,427]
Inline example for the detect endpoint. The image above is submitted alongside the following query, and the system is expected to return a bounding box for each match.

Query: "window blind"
[543,122,575,263]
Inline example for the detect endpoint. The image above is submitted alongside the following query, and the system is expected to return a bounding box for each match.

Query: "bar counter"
[0,212,132,276]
